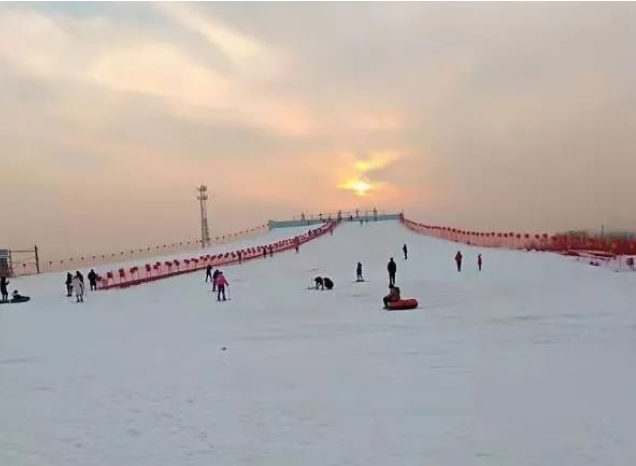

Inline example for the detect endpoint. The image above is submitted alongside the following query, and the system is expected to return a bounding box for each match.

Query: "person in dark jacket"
[212,269,220,291]
[88,269,98,291]
[76,271,84,285]
[455,251,463,272]
[269,245,273,257]
[383,284,401,308]
[205,265,213,283]
[356,262,364,282]
[387,258,397,285]
[65,273,73,297]
[1,276,9,301]
[323,277,334,290]
[403,244,408,260]
[477,254,482,271]
[314,276,324,290]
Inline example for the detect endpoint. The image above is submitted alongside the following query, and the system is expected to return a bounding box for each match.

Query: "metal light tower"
[197,185,211,248]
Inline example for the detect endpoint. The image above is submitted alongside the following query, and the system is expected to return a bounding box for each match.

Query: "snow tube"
[11,296,30,303]
[386,298,419,311]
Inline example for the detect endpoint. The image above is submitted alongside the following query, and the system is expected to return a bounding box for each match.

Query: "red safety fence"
[400,215,636,257]
[97,221,338,290]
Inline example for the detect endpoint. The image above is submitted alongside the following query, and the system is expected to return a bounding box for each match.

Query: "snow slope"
[2,221,636,466]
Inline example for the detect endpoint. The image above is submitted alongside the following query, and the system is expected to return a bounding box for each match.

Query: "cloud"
[1,2,636,260]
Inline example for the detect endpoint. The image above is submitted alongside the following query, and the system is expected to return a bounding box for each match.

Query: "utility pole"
[197,185,211,248]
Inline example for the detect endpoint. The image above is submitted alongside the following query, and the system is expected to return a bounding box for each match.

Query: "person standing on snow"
[215,271,229,301]
[88,269,98,291]
[387,257,397,285]
[212,269,220,291]
[356,262,364,282]
[1,276,9,301]
[65,273,73,297]
[72,273,85,302]
[205,265,213,283]
[76,271,85,286]
[403,244,408,260]
[477,254,482,271]
[455,251,463,272]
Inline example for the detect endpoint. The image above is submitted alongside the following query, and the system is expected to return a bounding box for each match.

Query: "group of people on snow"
[205,265,229,301]
[65,271,87,302]
[1,276,29,303]
[313,276,334,290]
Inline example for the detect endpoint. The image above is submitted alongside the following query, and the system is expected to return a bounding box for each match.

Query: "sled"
[0,296,31,304]
[385,298,419,311]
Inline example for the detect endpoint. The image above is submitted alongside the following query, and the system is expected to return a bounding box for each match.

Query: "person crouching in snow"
[215,271,229,301]
[314,276,324,290]
[383,284,401,308]
[323,277,334,290]
[72,273,85,302]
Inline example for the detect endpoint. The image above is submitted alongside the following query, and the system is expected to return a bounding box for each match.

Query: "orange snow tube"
[386,298,419,311]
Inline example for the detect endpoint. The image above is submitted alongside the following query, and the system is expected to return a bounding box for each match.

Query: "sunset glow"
[339,178,372,197]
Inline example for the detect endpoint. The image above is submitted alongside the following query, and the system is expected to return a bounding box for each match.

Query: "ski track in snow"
[1,222,636,466]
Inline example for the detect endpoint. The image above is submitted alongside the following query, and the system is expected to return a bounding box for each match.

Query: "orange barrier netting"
[400,215,636,257]
[97,221,338,290]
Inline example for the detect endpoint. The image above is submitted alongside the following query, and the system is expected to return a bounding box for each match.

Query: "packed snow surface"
[1,221,636,466]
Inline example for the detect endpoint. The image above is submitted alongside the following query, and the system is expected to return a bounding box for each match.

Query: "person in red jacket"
[455,251,463,272]
[215,271,229,301]
[477,254,482,271]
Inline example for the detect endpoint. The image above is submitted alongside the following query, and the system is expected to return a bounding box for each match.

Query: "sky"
[1,2,635,261]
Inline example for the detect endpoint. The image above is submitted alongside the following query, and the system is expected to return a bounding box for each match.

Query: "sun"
[339,178,372,197]
[351,180,371,196]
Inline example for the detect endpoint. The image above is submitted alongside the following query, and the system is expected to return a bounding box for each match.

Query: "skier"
[356,262,364,282]
[1,276,9,301]
[383,284,401,308]
[72,273,85,302]
[215,271,229,301]
[477,254,482,271]
[403,244,408,260]
[205,265,213,282]
[212,269,220,292]
[65,272,73,297]
[387,257,397,286]
[455,251,463,272]
[88,269,98,291]
[314,276,324,290]
[323,277,334,290]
